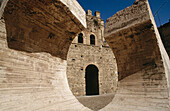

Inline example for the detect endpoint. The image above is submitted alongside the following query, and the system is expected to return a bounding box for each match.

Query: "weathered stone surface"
[0,0,90,110]
[0,20,90,110]
[3,0,86,60]
[60,0,86,28]
[105,0,170,110]
[0,0,169,110]
[0,0,86,27]
[0,0,9,18]
[105,0,161,80]
[101,65,169,111]
[67,43,117,96]
[67,12,117,97]
[77,93,115,111]
[159,21,170,57]
[106,20,161,80]
[105,0,150,38]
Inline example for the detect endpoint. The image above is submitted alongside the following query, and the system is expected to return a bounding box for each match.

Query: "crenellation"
[95,11,101,18]
[86,9,92,16]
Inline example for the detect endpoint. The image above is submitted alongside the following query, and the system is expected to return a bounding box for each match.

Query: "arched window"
[90,34,95,45]
[78,33,83,43]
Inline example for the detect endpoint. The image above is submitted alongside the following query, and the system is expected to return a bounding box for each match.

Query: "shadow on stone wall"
[4,0,84,60]
[158,21,170,58]
[106,20,161,80]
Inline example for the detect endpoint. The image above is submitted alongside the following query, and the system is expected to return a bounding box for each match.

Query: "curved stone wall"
[104,0,170,110]
[3,0,85,60]
[0,0,89,110]
[0,0,169,110]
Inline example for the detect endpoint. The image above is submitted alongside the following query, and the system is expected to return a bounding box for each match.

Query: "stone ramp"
[100,65,169,111]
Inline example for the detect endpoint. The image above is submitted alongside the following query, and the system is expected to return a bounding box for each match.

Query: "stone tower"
[66,10,118,96]
[71,10,106,46]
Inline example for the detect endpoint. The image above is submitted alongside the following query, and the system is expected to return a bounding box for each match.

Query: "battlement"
[87,10,92,16]
[86,10,101,18]
[95,11,101,18]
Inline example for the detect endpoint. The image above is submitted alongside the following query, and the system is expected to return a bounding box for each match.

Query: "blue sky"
[77,0,170,27]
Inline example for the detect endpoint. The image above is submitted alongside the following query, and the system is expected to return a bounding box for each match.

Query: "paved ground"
[76,93,115,111]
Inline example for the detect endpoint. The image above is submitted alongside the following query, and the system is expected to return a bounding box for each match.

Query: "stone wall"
[67,43,117,96]
[104,0,170,110]
[0,0,90,110]
[0,19,90,111]
[158,21,170,57]
[66,11,117,96]
[72,10,105,46]
[3,0,86,60]
[0,0,169,110]
[0,0,9,18]
[101,64,169,111]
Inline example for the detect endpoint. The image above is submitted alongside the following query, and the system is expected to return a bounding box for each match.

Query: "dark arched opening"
[85,64,99,95]
[90,34,95,45]
[78,33,83,43]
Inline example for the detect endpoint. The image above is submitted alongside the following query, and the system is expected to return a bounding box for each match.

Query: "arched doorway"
[85,64,99,95]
